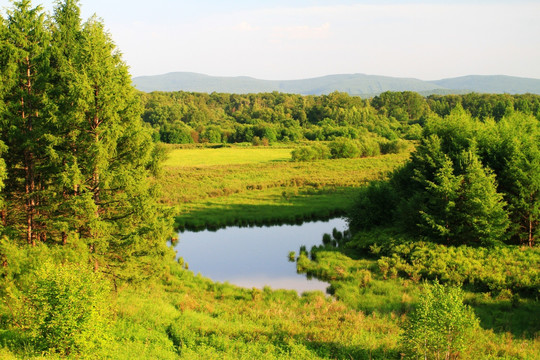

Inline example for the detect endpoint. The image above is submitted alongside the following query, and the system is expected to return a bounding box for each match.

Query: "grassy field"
[159,145,411,229]
[163,147,293,167]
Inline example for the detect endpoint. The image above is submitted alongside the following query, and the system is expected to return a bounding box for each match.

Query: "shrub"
[16,261,112,357]
[291,143,330,161]
[322,233,332,246]
[401,281,479,359]
[348,180,399,232]
[328,138,360,159]
[379,139,408,154]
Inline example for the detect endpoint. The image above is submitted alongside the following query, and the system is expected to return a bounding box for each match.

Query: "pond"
[173,217,347,294]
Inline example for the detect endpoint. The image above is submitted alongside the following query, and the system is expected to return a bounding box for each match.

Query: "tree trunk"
[92,87,100,204]
[23,56,35,246]
[25,151,35,246]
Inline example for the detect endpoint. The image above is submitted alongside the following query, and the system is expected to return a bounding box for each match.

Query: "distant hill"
[132,72,540,96]
[429,75,540,95]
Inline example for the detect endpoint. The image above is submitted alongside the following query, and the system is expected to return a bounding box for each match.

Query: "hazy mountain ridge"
[133,72,540,96]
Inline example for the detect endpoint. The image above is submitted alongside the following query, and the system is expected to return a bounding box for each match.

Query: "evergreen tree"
[491,115,540,246]
[0,0,55,245]
[419,155,461,243]
[74,15,171,278]
[47,0,86,245]
[0,0,172,280]
[454,151,509,246]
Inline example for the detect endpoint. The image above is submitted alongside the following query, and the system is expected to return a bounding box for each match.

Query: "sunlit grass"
[163,146,293,167]
[158,148,411,229]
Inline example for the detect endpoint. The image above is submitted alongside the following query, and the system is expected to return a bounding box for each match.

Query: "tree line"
[140,90,540,145]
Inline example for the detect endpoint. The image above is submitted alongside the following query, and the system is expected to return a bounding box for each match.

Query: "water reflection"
[174,218,347,294]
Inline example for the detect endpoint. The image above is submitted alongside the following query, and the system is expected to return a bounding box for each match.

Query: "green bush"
[16,261,112,357]
[401,281,479,359]
[378,139,408,154]
[328,138,360,159]
[375,241,540,296]
[291,143,330,161]
[348,181,399,232]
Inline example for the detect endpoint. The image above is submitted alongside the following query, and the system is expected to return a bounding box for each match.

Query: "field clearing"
[158,147,411,229]
[163,147,293,167]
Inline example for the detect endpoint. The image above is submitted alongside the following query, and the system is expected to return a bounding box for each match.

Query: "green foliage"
[160,123,194,144]
[328,138,361,159]
[139,90,409,144]
[375,241,540,297]
[378,139,409,154]
[13,261,112,357]
[291,143,330,161]
[372,91,430,124]
[0,0,173,281]
[291,137,404,162]
[348,181,399,233]
[401,281,479,359]
[348,109,539,247]
[419,151,509,246]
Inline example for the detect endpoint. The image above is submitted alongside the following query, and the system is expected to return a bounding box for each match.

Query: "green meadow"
[162,146,293,167]
[160,145,411,229]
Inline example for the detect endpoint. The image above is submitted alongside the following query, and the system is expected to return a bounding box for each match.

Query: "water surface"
[174,218,347,293]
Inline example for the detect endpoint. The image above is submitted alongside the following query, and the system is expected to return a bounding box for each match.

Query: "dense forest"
[0,1,539,359]
[140,90,540,145]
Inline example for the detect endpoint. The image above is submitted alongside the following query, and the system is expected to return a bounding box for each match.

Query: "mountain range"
[132,72,540,96]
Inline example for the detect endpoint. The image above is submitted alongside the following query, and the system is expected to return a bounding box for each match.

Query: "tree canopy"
[0,0,172,281]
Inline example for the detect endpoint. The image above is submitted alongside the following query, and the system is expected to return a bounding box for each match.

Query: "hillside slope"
[133,72,540,95]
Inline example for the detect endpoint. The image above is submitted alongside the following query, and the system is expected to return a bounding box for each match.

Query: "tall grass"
[159,146,411,229]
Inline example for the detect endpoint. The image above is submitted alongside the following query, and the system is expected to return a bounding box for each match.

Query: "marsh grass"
[160,146,411,229]
[103,261,404,360]
[296,247,540,359]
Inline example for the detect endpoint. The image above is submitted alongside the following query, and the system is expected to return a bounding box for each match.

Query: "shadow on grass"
[470,299,540,339]
[175,188,356,231]
[302,340,400,360]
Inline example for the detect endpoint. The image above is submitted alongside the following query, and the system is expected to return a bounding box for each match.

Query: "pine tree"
[494,115,540,246]
[0,0,55,245]
[454,151,509,246]
[71,15,171,279]
[48,0,87,245]
[419,155,461,243]
[0,1,172,280]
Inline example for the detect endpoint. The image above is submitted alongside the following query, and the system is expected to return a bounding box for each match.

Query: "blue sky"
[3,0,540,80]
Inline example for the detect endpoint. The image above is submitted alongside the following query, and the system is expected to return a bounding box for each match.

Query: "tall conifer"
[0,0,55,245]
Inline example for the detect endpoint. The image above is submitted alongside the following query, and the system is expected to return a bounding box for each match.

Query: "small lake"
[173,218,347,294]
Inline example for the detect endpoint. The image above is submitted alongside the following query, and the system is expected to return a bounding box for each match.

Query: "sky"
[2,0,540,80]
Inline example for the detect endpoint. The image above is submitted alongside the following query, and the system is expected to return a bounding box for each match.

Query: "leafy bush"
[15,261,112,357]
[373,241,540,297]
[328,138,360,159]
[348,181,399,232]
[401,281,479,359]
[378,139,408,154]
[291,143,330,161]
